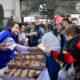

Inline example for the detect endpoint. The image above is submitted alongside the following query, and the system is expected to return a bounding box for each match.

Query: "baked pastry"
[15,54,25,60]
[21,69,28,78]
[34,61,41,65]
[31,55,35,59]
[23,61,31,66]
[31,60,35,65]
[36,55,43,59]
[14,61,22,66]
[26,55,35,59]
[26,55,31,59]
[9,69,16,77]
[35,71,41,76]
[13,69,21,77]
[28,70,35,78]
[31,61,41,66]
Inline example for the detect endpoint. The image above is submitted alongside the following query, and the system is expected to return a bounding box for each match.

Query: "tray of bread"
[0,68,42,80]
[9,52,46,70]
[3,68,41,79]
[14,53,45,61]
[9,60,45,70]
[0,50,46,80]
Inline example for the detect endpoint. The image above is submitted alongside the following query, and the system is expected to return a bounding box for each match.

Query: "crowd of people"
[0,15,80,80]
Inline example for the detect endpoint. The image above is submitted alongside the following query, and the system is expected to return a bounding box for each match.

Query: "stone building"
[0,0,21,22]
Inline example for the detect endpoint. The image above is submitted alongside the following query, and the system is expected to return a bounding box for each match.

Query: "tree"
[0,4,4,26]
[21,0,78,18]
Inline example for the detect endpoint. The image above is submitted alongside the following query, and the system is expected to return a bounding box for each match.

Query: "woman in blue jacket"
[0,21,38,69]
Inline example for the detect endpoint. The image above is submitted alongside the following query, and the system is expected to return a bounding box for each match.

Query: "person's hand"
[37,44,51,53]
[63,50,67,54]
[0,42,9,51]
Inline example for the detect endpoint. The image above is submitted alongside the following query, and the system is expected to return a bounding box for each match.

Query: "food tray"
[14,54,45,61]
[0,76,35,80]
[0,68,41,80]
[9,52,46,71]
[9,60,45,70]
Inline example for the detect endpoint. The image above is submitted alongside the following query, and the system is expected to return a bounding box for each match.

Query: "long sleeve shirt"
[41,31,61,52]
[4,37,29,53]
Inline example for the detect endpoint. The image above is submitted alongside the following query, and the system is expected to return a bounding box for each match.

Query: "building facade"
[0,0,21,22]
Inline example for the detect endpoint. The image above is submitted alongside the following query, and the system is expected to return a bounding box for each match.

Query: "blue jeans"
[45,55,60,80]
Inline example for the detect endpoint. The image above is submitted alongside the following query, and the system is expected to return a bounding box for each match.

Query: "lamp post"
[39,4,47,24]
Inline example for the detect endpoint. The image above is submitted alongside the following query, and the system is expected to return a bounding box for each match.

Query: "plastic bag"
[67,63,75,80]
[57,65,68,80]
[74,67,80,80]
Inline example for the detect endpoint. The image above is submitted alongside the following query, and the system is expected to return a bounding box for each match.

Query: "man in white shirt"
[19,23,28,46]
